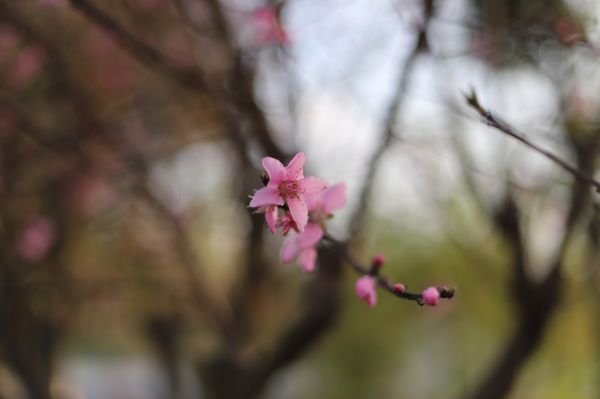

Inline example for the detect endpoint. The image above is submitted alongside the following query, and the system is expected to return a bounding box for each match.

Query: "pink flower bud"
[355,275,377,307]
[422,287,440,306]
[393,283,405,293]
[372,253,385,268]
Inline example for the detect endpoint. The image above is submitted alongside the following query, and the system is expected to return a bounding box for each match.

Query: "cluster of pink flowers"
[249,152,345,273]
[250,152,447,307]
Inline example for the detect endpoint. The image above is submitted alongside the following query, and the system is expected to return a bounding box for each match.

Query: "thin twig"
[465,90,600,193]
[323,234,455,305]
[463,96,598,399]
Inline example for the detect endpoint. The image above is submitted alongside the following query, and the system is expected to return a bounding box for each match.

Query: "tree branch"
[349,0,433,238]
[323,234,454,305]
[464,113,599,399]
[69,0,209,92]
[465,90,600,193]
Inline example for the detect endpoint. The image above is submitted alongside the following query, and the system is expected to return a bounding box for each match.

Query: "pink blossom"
[276,211,298,235]
[305,182,346,223]
[280,223,323,273]
[253,6,291,45]
[422,287,440,306]
[249,152,326,231]
[17,217,56,262]
[7,45,46,88]
[355,275,377,307]
[263,205,279,233]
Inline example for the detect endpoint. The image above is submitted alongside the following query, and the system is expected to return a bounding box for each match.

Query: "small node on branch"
[372,253,385,267]
[465,89,485,115]
[369,254,385,276]
[438,286,455,299]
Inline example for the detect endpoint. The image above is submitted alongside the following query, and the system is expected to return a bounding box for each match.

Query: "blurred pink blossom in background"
[253,6,291,45]
[6,45,46,88]
[554,18,582,45]
[17,217,56,262]
[68,175,117,217]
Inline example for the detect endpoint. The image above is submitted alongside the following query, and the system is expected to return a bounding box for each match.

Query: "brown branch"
[464,119,599,399]
[323,234,454,304]
[465,90,600,193]
[69,0,209,92]
[0,5,230,337]
[69,0,287,160]
[493,192,531,296]
[200,0,288,160]
[135,183,232,339]
[233,241,345,399]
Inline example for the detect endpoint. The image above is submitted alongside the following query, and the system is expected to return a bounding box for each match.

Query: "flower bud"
[393,283,406,294]
[372,253,385,268]
[355,275,377,307]
[421,287,440,306]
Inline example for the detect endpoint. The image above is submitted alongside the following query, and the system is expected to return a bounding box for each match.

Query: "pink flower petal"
[262,157,285,186]
[280,234,300,263]
[285,152,305,180]
[297,223,323,248]
[249,187,284,208]
[286,196,308,231]
[355,276,377,307]
[253,7,277,23]
[321,182,346,214]
[302,177,328,197]
[253,6,291,45]
[298,248,317,273]
[265,205,278,233]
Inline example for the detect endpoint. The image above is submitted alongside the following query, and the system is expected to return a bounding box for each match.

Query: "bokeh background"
[0,0,599,398]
